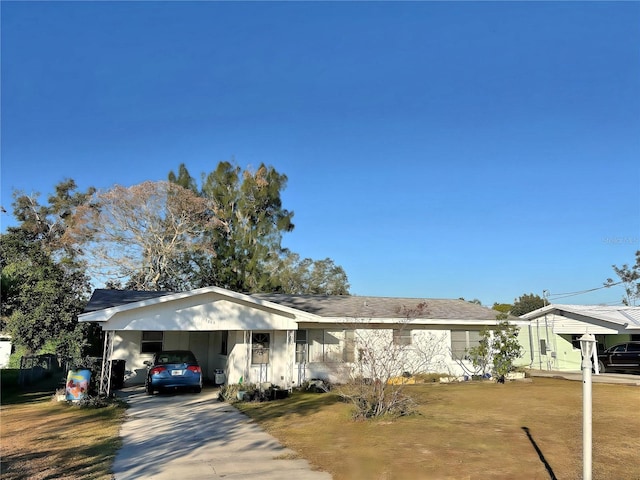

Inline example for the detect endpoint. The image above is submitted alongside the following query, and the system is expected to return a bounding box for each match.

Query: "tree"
[2,180,95,358]
[490,321,524,383]
[11,179,96,259]
[467,321,523,383]
[510,293,545,317]
[492,303,512,320]
[190,161,295,292]
[65,181,221,291]
[267,252,350,295]
[605,250,640,306]
[336,302,448,420]
[0,229,91,356]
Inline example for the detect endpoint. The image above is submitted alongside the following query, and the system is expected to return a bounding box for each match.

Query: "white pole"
[580,333,595,480]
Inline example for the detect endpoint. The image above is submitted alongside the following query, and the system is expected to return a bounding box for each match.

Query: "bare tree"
[605,250,640,306]
[335,302,448,420]
[64,181,222,290]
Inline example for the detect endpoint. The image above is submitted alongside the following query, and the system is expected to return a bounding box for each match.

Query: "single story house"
[521,304,640,372]
[79,287,532,393]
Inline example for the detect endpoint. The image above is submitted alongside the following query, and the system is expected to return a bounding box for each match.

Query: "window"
[295,330,308,363]
[450,330,481,359]
[307,329,355,363]
[540,339,548,353]
[627,343,640,352]
[252,333,270,364]
[393,329,412,346]
[220,330,228,355]
[141,331,163,353]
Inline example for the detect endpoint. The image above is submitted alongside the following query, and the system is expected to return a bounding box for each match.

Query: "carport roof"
[521,304,640,330]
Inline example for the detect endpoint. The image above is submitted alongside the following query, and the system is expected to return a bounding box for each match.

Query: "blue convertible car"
[144,350,203,395]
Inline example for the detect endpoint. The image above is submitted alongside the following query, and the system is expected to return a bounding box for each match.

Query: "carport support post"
[579,333,596,480]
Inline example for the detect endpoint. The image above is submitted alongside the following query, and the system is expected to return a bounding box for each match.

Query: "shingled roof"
[84,289,505,321]
[253,294,504,320]
[83,289,174,313]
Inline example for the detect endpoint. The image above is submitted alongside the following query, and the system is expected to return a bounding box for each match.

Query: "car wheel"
[145,382,154,395]
[598,361,605,374]
[193,386,202,393]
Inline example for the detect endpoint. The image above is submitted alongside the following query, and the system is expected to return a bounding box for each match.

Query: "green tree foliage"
[467,321,523,383]
[492,303,512,320]
[268,253,350,295]
[510,293,545,317]
[196,161,294,292]
[168,161,350,295]
[490,321,524,383]
[492,303,512,314]
[3,180,95,357]
[11,179,96,259]
[605,250,640,306]
[0,229,91,356]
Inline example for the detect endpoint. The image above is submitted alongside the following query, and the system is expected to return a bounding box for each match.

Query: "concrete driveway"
[113,386,331,480]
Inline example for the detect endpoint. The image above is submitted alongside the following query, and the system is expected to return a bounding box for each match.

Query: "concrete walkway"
[528,370,640,385]
[113,386,332,480]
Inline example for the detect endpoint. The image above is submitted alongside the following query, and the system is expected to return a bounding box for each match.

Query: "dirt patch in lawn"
[237,378,640,480]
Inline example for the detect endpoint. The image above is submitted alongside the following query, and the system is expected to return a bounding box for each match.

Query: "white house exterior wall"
[299,327,531,383]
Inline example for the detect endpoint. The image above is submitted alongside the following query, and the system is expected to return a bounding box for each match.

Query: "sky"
[1,1,639,307]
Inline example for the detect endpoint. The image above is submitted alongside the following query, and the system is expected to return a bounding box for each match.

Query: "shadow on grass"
[237,390,342,422]
[522,426,558,480]
[0,374,62,405]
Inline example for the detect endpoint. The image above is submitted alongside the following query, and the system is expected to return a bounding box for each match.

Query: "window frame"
[141,331,163,354]
[251,332,271,365]
[450,329,482,359]
[393,329,413,346]
[295,329,308,363]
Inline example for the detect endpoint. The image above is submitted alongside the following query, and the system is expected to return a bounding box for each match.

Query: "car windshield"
[156,352,197,364]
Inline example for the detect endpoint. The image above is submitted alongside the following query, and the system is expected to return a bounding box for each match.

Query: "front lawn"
[236,378,640,480]
[0,374,125,480]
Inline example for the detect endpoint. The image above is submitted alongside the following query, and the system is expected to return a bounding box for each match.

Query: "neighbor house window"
[450,330,481,359]
[295,330,308,363]
[141,331,163,353]
[393,329,412,346]
[252,332,270,364]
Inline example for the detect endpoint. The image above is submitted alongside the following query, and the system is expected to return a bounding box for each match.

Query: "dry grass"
[236,378,640,480]
[0,381,125,480]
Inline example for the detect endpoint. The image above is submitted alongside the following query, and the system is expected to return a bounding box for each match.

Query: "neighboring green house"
[80,287,531,392]
[521,304,640,372]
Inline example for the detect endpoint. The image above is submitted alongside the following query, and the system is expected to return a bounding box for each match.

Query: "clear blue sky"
[2,2,639,306]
